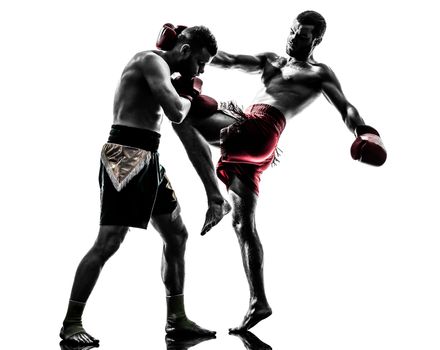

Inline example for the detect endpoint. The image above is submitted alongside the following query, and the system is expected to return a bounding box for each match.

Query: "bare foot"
[201,199,232,235]
[229,302,272,333]
[166,316,216,338]
[230,331,272,350]
[59,325,99,347]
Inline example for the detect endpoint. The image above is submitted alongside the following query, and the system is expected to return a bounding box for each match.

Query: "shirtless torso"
[213,50,355,127]
[255,54,323,120]
[113,50,196,132]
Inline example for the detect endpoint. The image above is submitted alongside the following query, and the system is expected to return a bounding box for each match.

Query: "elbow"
[168,110,185,124]
[172,115,185,124]
[165,99,188,124]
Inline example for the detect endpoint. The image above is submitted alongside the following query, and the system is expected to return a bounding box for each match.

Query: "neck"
[289,56,309,63]
[162,50,179,73]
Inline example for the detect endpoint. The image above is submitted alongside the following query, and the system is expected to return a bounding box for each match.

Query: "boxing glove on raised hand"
[172,76,203,101]
[190,95,219,117]
[156,23,187,50]
[351,125,387,166]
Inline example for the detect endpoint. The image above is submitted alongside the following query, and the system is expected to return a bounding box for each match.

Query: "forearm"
[176,97,192,123]
[210,50,264,73]
[344,105,365,134]
[210,50,234,68]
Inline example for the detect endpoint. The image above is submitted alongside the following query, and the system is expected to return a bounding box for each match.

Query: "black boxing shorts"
[99,124,180,229]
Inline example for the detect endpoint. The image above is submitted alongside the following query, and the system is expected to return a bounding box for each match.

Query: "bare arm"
[140,53,191,123]
[321,65,365,133]
[210,50,275,73]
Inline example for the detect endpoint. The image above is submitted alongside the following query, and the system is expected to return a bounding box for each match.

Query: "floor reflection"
[59,340,99,350]
[59,330,271,349]
[165,333,216,349]
[230,331,272,350]
[165,331,272,350]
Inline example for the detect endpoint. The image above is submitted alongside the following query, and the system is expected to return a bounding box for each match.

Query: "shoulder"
[257,52,288,68]
[138,50,166,65]
[257,51,282,62]
[313,62,338,82]
[127,50,168,71]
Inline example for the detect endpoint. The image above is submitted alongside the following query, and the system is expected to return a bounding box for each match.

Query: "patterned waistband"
[108,124,161,151]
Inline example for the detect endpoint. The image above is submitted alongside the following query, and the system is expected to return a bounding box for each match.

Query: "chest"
[262,58,322,88]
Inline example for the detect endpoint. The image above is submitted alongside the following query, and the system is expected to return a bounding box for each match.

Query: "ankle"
[208,196,225,206]
[166,294,187,320]
[250,297,270,308]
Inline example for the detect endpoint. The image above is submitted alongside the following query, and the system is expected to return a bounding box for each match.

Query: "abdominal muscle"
[113,108,164,133]
[251,88,319,121]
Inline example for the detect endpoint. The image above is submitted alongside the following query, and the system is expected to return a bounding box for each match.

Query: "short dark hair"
[297,11,326,39]
[177,26,218,56]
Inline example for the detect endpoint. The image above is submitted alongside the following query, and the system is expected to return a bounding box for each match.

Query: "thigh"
[151,172,186,244]
[151,172,180,218]
[189,111,237,145]
[99,162,158,229]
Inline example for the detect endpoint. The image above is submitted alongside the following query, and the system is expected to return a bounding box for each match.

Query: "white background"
[1,0,439,349]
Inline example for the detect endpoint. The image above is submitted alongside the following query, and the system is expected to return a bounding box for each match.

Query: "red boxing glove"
[190,95,218,118]
[172,76,203,101]
[351,125,387,166]
[156,23,187,50]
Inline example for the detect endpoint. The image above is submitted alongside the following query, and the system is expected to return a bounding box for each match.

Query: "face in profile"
[179,46,212,78]
[285,19,318,59]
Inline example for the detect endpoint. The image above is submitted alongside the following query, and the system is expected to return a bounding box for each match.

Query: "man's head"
[173,26,218,78]
[286,11,326,59]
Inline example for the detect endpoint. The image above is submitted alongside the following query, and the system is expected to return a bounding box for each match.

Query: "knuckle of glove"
[172,77,203,99]
[156,23,188,50]
[350,137,365,160]
[190,95,218,117]
[351,136,387,166]
[352,125,387,166]
[192,77,203,94]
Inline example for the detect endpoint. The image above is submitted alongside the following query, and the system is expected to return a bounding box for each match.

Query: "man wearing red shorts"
[60,25,218,347]
[172,11,387,332]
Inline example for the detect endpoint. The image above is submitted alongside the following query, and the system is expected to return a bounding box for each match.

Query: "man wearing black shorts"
[60,25,218,346]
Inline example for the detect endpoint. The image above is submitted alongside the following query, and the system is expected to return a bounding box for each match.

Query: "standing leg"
[172,111,236,235]
[228,177,272,333]
[151,213,216,337]
[60,225,128,345]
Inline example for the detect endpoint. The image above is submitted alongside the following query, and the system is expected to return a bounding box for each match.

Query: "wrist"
[354,124,380,137]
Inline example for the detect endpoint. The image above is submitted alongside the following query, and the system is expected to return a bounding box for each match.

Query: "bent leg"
[151,213,216,337]
[61,225,128,345]
[228,177,271,333]
[172,111,235,235]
